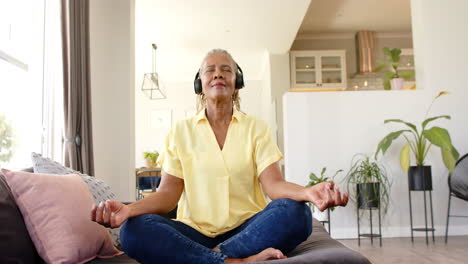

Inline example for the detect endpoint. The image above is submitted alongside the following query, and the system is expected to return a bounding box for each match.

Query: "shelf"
[296,69,316,72]
[412,227,436,232]
[359,233,382,238]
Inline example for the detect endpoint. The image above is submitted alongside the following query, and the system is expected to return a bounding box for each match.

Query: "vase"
[408,166,432,191]
[390,78,404,90]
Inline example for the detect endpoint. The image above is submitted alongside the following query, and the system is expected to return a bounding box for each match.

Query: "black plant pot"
[357,183,380,209]
[408,166,432,191]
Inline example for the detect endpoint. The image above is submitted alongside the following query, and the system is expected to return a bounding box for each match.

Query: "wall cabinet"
[290,50,347,90]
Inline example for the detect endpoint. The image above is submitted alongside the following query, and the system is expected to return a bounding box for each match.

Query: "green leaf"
[374,64,388,72]
[309,172,319,181]
[442,147,457,172]
[375,129,411,159]
[390,48,401,63]
[320,167,326,177]
[423,126,453,151]
[422,115,450,130]
[383,47,392,57]
[451,146,460,162]
[384,119,418,133]
[384,71,397,80]
[383,80,391,90]
[400,143,411,171]
[398,70,414,80]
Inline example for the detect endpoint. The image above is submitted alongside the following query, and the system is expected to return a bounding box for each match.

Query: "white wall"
[284,0,468,239]
[90,0,135,201]
[134,2,274,167]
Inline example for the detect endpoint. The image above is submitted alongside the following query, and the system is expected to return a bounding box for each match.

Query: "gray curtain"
[61,0,94,175]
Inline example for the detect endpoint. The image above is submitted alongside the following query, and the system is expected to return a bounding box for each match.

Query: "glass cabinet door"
[398,53,415,82]
[295,56,317,86]
[320,56,343,86]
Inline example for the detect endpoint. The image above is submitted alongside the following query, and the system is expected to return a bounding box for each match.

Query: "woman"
[91,49,348,264]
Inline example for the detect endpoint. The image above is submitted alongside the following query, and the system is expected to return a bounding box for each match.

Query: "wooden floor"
[339,236,468,264]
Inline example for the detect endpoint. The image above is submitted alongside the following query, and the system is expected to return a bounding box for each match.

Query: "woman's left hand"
[304,181,348,211]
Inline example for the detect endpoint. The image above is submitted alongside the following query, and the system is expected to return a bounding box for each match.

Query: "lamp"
[141,44,166,99]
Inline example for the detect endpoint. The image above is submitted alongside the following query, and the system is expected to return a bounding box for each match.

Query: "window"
[0,0,63,169]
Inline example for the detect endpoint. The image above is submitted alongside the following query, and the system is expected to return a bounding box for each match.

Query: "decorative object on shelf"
[143,151,159,169]
[344,154,392,247]
[0,114,14,166]
[305,167,342,233]
[141,44,166,99]
[374,47,414,90]
[375,91,458,244]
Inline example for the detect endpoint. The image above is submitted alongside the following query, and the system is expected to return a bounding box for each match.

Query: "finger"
[110,212,116,228]
[90,204,97,222]
[342,191,349,206]
[327,181,335,190]
[102,201,111,226]
[95,201,104,223]
[333,185,342,206]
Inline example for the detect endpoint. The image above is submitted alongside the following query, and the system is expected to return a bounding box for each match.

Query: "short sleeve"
[156,129,183,179]
[254,121,284,176]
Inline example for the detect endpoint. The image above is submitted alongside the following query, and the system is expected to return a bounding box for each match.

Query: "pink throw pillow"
[1,169,122,264]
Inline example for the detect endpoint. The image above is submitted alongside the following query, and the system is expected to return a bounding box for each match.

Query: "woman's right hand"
[91,200,131,228]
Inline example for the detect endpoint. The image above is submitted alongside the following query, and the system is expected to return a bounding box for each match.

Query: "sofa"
[0,157,370,264]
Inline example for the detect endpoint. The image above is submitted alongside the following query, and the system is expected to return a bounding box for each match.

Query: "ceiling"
[298,0,412,34]
[137,0,310,54]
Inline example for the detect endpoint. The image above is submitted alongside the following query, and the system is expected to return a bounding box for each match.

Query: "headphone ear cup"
[194,76,202,94]
[235,72,244,89]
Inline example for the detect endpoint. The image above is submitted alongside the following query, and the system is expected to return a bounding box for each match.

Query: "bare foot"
[225,248,287,263]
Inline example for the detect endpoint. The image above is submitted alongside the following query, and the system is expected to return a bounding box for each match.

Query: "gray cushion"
[87,218,369,264]
[31,152,121,248]
[0,173,42,264]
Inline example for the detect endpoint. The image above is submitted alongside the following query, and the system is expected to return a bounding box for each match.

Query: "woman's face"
[200,53,237,102]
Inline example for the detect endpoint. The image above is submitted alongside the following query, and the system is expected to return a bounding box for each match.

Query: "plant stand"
[408,166,435,245]
[408,189,435,245]
[318,208,331,235]
[356,183,382,247]
[357,205,382,247]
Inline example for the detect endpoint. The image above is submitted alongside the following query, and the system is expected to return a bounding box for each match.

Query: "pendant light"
[141,44,166,99]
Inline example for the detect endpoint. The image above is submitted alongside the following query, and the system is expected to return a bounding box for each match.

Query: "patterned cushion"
[31,152,121,248]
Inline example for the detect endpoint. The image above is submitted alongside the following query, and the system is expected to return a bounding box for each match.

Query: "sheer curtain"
[61,0,94,175]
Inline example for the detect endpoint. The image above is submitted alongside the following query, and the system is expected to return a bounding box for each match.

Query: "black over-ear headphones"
[193,63,245,94]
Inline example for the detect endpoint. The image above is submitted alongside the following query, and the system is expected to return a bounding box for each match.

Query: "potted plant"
[375,91,459,190]
[0,114,14,167]
[374,47,414,90]
[305,167,342,221]
[344,154,391,214]
[143,151,159,168]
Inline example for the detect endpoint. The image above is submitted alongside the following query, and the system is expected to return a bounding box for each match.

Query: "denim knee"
[120,215,143,254]
[270,198,312,237]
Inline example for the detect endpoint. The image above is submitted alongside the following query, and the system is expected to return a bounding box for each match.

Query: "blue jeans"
[120,198,312,264]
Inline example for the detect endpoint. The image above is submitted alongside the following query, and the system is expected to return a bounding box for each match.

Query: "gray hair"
[198,49,238,74]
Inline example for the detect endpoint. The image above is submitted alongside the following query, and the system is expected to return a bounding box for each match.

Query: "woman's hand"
[91,200,131,228]
[304,181,348,211]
